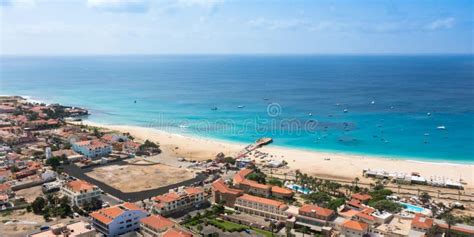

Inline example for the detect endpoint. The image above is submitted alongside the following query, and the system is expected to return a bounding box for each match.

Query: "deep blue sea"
[1,55,473,163]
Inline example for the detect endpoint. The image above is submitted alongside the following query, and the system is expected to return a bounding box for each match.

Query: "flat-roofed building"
[234,194,288,221]
[61,179,101,207]
[29,221,95,237]
[72,140,112,159]
[89,202,148,237]
[152,187,205,216]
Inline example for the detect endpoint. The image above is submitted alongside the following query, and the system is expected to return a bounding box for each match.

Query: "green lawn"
[207,219,274,237]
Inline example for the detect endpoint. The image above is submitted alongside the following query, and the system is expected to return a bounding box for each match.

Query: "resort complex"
[0,96,473,237]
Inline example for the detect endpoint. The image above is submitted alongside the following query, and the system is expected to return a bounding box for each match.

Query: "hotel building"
[60,179,101,207]
[234,194,288,221]
[233,168,293,199]
[297,204,335,227]
[152,187,205,216]
[72,140,112,159]
[89,202,148,237]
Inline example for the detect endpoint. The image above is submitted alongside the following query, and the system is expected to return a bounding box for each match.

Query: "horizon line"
[1,52,473,57]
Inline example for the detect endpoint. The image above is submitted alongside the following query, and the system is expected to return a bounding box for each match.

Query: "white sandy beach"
[80,121,474,190]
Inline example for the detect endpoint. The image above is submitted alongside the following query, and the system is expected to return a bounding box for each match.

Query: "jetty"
[235,137,273,159]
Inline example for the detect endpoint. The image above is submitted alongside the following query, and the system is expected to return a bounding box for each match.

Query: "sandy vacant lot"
[86,163,195,193]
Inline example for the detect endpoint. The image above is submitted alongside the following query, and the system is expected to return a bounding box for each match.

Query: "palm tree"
[443,213,458,237]
[301,226,309,237]
[354,177,360,190]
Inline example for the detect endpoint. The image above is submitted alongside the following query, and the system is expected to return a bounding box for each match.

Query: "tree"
[268,178,283,187]
[303,192,331,205]
[32,197,46,214]
[247,172,267,184]
[372,200,403,213]
[46,157,61,170]
[327,198,346,211]
[197,224,203,233]
[420,192,431,204]
[222,157,236,165]
[300,226,309,237]
[93,128,102,138]
[443,213,458,237]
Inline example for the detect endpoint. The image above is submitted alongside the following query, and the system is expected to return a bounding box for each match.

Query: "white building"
[152,187,205,216]
[45,147,52,160]
[72,140,112,159]
[90,202,148,237]
[61,179,101,207]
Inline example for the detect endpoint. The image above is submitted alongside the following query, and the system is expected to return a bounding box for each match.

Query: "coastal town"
[0,95,473,237]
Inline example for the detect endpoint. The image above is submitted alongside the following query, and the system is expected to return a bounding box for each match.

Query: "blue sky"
[0,0,472,55]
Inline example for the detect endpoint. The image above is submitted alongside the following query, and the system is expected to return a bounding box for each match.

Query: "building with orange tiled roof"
[297,204,336,226]
[351,193,372,203]
[233,168,293,199]
[72,139,112,159]
[89,202,148,237]
[152,186,205,216]
[211,179,243,207]
[270,186,294,199]
[139,215,176,237]
[353,211,376,225]
[162,228,193,237]
[61,179,101,207]
[341,220,368,237]
[235,194,288,221]
[410,213,433,232]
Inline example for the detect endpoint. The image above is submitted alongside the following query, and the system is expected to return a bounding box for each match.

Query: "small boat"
[437,125,446,130]
[343,109,348,113]
[179,124,189,128]
[134,100,137,103]
[263,97,269,101]
[371,100,375,105]
[211,107,218,111]
[308,113,312,116]
[424,133,430,136]
[427,112,432,116]
[237,105,245,109]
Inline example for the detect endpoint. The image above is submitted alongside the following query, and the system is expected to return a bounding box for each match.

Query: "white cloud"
[87,0,150,12]
[0,0,36,8]
[427,17,455,30]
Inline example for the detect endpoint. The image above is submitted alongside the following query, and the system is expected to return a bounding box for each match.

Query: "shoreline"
[79,120,474,189]
[6,93,473,165]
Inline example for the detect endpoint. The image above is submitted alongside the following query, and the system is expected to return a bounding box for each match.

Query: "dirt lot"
[85,163,196,193]
[0,210,73,237]
[15,186,43,203]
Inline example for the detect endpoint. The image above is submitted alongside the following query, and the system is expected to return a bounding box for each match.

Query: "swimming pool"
[286,184,313,194]
[399,202,425,213]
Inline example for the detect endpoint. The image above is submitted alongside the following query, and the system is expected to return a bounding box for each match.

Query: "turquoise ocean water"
[0,55,473,163]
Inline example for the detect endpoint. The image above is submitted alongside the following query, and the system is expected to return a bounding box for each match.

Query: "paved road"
[62,164,208,202]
